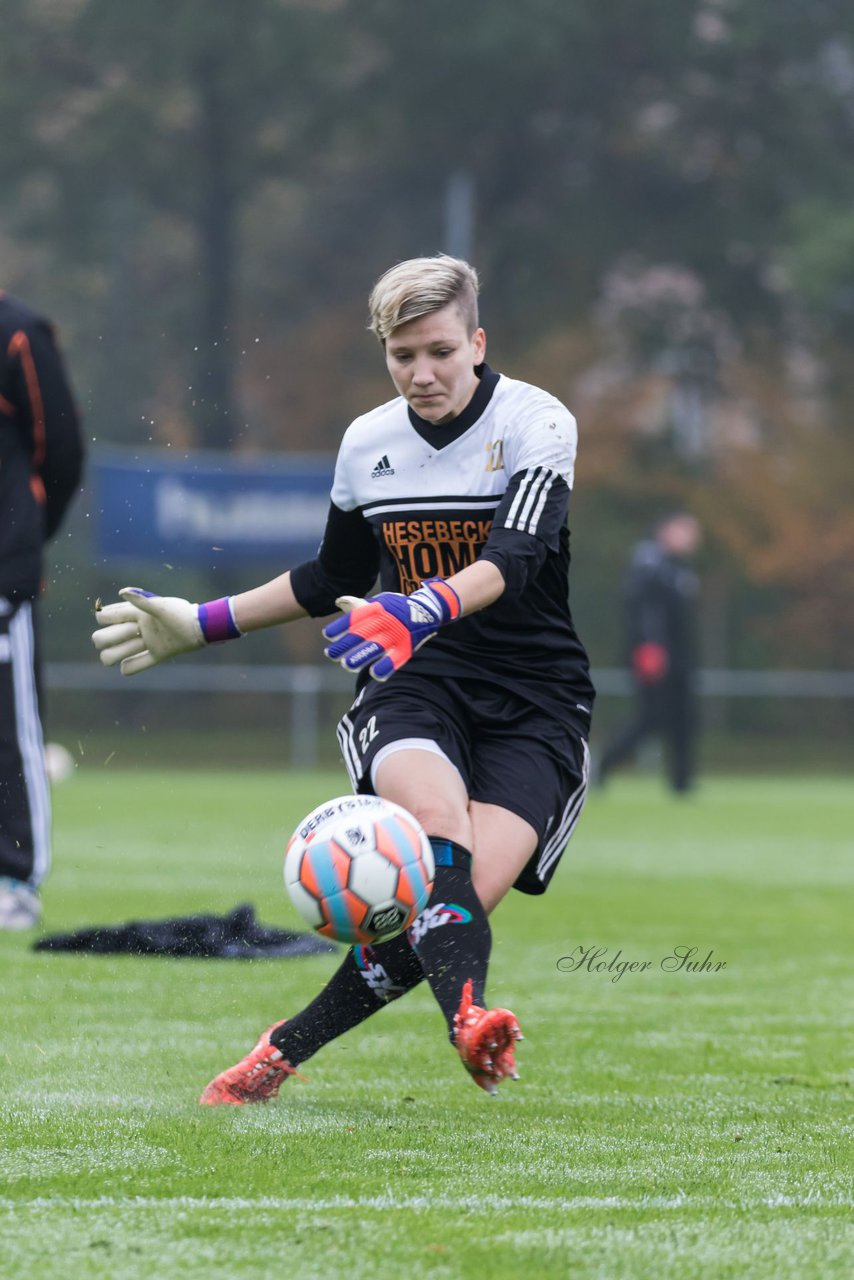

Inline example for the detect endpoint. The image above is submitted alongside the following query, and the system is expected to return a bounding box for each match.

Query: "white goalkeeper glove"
[92,588,241,676]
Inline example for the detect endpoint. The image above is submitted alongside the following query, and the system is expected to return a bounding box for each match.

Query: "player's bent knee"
[374,751,473,849]
[406,801,472,849]
[374,782,471,848]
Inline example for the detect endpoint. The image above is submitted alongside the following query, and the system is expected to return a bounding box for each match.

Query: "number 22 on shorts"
[359,715,378,755]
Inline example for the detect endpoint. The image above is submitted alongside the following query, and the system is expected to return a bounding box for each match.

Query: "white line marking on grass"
[2,1193,853,1213]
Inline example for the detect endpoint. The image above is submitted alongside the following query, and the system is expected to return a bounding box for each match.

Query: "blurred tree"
[0,0,355,446]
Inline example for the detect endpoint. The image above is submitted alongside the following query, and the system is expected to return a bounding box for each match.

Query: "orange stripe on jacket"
[8,329,47,497]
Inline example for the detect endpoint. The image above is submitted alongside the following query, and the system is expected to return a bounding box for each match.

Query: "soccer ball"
[284,795,435,945]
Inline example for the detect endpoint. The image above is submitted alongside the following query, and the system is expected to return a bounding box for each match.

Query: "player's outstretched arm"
[93,589,236,676]
[93,573,308,677]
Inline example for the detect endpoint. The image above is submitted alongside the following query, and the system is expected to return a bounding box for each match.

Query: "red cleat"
[199,1024,305,1106]
[453,979,523,1095]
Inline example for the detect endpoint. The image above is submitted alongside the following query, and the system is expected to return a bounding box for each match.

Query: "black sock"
[269,930,423,1065]
[408,838,492,1040]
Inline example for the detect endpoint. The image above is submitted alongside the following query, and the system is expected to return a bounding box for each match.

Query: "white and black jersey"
[291,365,594,732]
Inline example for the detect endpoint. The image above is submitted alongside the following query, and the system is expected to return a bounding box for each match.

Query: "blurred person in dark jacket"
[0,292,84,928]
[596,512,701,793]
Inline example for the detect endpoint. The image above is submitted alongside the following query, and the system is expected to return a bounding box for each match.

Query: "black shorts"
[336,670,589,895]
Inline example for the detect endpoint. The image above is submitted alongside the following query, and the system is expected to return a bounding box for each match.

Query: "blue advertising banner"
[92,446,334,565]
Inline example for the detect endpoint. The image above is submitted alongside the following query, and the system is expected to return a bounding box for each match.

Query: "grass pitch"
[1,768,852,1279]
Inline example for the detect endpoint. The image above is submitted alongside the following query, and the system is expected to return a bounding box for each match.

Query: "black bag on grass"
[33,903,336,959]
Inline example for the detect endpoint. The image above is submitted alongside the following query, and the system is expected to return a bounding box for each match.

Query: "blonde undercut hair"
[368,254,480,344]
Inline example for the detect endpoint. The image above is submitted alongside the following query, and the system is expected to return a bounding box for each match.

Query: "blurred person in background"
[0,292,85,929]
[596,512,701,794]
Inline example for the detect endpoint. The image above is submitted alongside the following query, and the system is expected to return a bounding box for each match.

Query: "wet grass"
[1,770,852,1279]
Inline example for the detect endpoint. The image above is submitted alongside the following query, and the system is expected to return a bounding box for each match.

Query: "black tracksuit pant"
[0,598,51,886]
[598,675,697,793]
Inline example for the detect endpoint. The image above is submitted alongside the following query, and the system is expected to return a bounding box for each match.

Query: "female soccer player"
[93,255,595,1100]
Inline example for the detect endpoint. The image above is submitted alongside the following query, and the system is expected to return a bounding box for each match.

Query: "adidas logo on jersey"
[371,454,395,478]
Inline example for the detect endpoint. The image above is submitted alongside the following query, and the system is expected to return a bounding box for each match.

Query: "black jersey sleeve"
[478,467,570,594]
[289,501,380,617]
[479,527,547,594]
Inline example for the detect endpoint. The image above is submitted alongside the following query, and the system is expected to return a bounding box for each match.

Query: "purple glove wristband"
[198,597,242,644]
